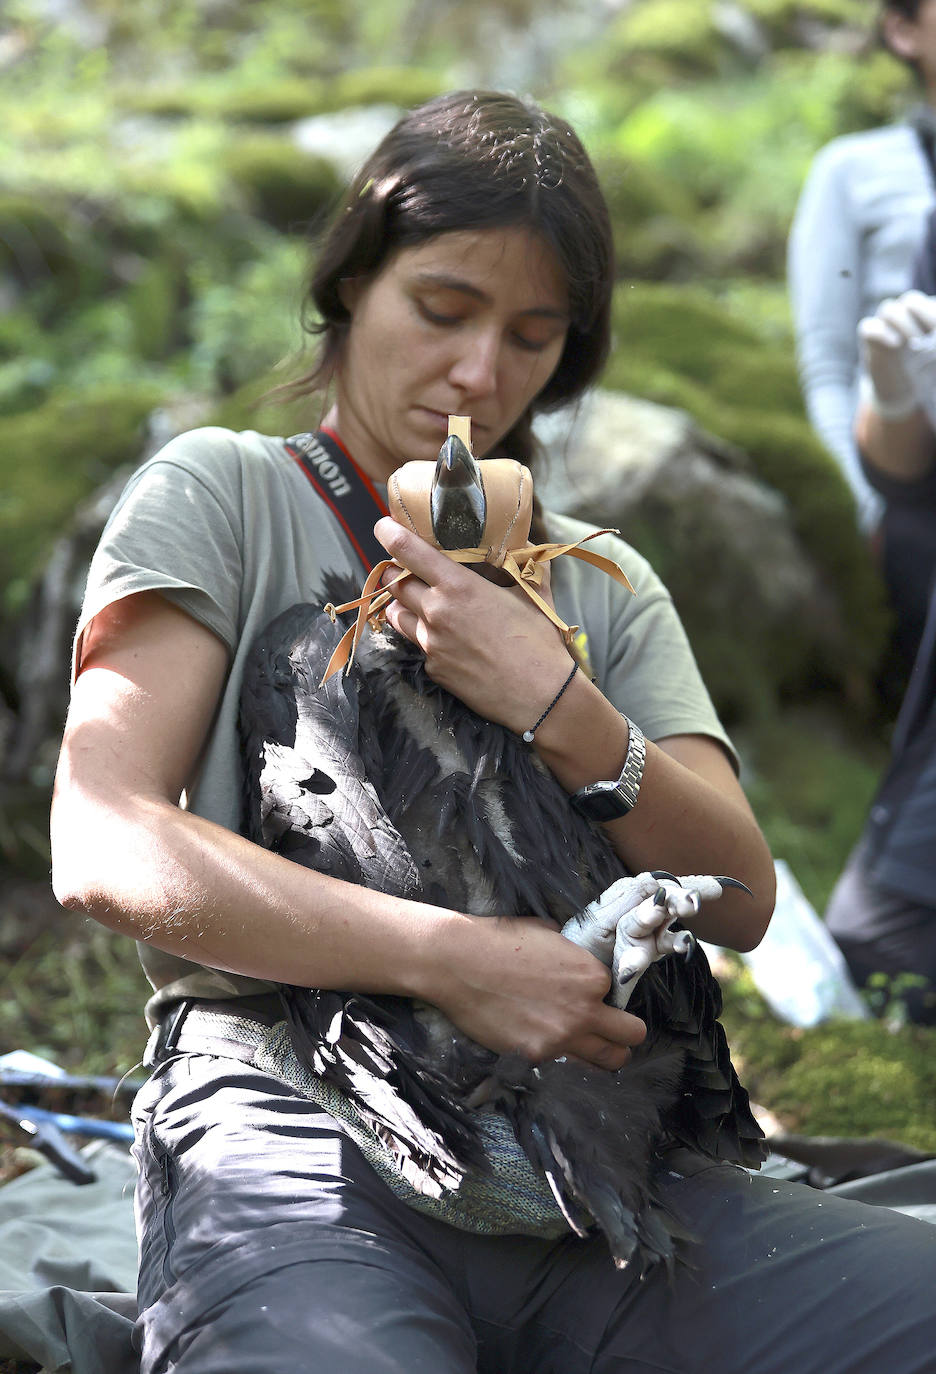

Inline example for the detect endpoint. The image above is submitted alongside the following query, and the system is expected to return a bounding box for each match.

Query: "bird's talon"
[650,870,679,883]
[714,876,754,897]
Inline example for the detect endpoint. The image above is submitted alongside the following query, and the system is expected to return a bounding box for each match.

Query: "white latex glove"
[904,319,936,435]
[561,872,750,1009]
[858,290,936,420]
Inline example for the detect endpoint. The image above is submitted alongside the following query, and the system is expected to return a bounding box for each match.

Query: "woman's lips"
[417,406,488,437]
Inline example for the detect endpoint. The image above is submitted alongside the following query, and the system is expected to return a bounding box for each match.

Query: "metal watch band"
[569,716,646,821]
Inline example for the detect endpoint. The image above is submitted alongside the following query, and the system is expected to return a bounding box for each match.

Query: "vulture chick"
[239,446,765,1272]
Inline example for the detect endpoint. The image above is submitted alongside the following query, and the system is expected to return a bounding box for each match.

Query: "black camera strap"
[285,428,389,572]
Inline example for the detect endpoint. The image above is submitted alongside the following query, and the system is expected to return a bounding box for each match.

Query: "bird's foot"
[561,872,752,1009]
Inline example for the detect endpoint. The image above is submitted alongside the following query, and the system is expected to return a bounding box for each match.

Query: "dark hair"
[880,0,923,17]
[286,90,615,462]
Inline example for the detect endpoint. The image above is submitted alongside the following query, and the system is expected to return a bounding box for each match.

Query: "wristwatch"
[569,717,646,822]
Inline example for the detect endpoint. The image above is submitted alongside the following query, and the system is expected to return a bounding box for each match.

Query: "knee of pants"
[138,1244,478,1374]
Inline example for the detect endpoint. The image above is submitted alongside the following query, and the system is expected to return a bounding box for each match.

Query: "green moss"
[125,256,186,362]
[0,920,151,1078]
[222,136,341,233]
[186,239,308,392]
[596,152,707,277]
[608,0,727,79]
[330,66,444,111]
[0,383,161,598]
[0,192,110,315]
[723,983,936,1151]
[205,370,319,439]
[128,66,443,127]
[743,0,870,37]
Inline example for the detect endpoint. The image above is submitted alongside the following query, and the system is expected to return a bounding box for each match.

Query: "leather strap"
[320,528,636,682]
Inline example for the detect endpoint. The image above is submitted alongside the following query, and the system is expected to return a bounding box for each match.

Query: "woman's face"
[330,226,570,481]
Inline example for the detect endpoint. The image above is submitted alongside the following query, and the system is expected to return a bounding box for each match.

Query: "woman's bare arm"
[854,401,936,483]
[51,591,647,1067]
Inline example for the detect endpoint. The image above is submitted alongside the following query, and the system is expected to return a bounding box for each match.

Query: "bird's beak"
[430,435,487,550]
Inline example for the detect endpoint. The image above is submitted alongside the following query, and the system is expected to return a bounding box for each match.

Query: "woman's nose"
[447,329,500,398]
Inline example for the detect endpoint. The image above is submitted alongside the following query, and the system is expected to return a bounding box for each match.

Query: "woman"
[51,91,935,1374]
[824,229,936,1023]
[788,0,936,539]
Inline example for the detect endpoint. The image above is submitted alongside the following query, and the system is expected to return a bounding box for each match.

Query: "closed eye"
[510,329,558,353]
[417,301,464,327]
[418,302,562,352]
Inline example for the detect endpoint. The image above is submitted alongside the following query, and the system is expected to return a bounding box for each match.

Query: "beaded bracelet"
[521,662,578,743]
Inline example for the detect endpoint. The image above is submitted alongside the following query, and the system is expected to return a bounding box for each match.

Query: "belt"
[145,996,285,1067]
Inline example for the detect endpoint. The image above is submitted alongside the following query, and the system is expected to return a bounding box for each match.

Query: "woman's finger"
[566,1036,633,1072]
[383,602,422,646]
[380,564,431,615]
[375,517,466,589]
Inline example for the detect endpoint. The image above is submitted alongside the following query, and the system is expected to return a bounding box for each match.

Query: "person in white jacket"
[788,1,936,533]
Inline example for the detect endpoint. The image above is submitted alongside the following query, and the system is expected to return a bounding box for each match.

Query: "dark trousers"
[133,1050,936,1374]
[825,838,936,1024]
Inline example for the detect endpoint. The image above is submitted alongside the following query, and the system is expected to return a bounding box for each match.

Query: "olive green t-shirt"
[74,426,735,1025]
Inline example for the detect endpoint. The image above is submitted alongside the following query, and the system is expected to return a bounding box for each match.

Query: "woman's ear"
[881,8,922,65]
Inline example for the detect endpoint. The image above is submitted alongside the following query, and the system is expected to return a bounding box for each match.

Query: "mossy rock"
[186,239,308,393]
[596,152,708,278]
[831,50,918,130]
[619,505,817,727]
[221,137,341,233]
[141,67,444,127]
[125,255,189,362]
[0,193,112,315]
[129,77,331,125]
[605,0,735,80]
[741,0,869,42]
[331,67,444,112]
[722,977,936,1151]
[604,283,890,691]
[0,312,57,415]
[205,370,320,440]
[0,383,161,604]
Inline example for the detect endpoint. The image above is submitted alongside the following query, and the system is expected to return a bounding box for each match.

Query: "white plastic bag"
[704,859,869,1028]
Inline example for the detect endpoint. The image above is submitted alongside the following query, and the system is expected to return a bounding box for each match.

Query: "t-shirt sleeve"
[73,428,246,681]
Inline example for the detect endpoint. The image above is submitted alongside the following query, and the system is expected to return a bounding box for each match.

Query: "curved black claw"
[682,931,699,962]
[649,870,679,884]
[652,887,668,906]
[430,434,486,550]
[714,876,754,898]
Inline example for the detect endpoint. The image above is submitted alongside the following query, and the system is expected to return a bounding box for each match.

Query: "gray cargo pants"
[133,1049,936,1374]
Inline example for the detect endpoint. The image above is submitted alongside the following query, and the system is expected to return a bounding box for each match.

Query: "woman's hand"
[375,515,575,734]
[856,291,936,481]
[425,911,647,1069]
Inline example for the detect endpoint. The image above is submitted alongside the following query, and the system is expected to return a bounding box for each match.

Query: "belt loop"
[146,998,195,1067]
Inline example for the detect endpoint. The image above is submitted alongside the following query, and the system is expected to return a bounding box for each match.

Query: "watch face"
[571,782,634,823]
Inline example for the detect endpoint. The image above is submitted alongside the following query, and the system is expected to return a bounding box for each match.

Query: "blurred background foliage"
[1,0,933,1145]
